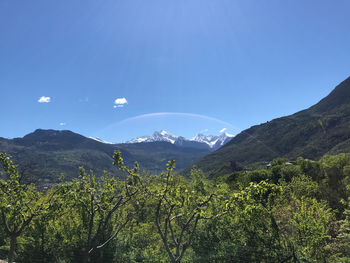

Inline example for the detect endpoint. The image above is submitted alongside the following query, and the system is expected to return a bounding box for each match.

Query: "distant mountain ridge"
[126,130,234,151]
[191,76,350,176]
[0,129,211,184]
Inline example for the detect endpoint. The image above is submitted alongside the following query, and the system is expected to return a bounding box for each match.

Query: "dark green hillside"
[193,76,350,176]
[117,141,210,175]
[0,129,210,183]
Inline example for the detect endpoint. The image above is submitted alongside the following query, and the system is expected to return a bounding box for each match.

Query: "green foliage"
[291,198,332,260]
[318,153,350,215]
[0,151,350,262]
[271,158,289,167]
[232,169,271,188]
[150,160,223,263]
[0,153,59,262]
[281,174,320,200]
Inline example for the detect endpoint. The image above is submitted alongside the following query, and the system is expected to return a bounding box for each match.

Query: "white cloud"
[200,129,209,133]
[114,97,127,107]
[219,128,227,133]
[38,96,51,103]
[59,122,66,126]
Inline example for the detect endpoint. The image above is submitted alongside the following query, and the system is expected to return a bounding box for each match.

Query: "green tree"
[149,163,224,263]
[60,151,141,263]
[0,153,57,263]
[275,175,334,262]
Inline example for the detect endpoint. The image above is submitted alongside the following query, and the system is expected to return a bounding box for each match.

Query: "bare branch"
[90,214,132,254]
[1,209,11,235]
[155,198,175,262]
[178,215,200,262]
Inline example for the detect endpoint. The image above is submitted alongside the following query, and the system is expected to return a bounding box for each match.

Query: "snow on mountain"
[126,130,234,150]
[215,132,234,147]
[89,137,115,144]
[191,134,218,146]
[191,132,234,148]
[152,130,178,144]
[191,134,218,144]
[126,130,178,144]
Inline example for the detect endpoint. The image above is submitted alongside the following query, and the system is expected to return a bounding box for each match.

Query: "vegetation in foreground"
[0,152,350,262]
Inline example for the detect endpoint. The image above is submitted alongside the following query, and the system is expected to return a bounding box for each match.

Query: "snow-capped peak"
[152,130,178,144]
[190,132,234,148]
[126,130,178,144]
[216,132,234,146]
[159,130,170,136]
[126,130,234,150]
[191,134,219,147]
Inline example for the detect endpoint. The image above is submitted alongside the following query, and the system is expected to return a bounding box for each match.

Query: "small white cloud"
[219,128,227,133]
[114,97,127,107]
[113,105,124,109]
[200,129,209,133]
[59,122,66,126]
[38,96,51,103]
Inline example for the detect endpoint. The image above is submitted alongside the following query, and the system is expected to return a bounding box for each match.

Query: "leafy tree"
[193,180,283,262]
[0,153,57,263]
[231,181,283,261]
[275,175,334,262]
[60,151,141,263]
[319,154,350,215]
[14,185,69,263]
[330,176,350,262]
[271,158,289,167]
[149,163,224,263]
[290,198,333,261]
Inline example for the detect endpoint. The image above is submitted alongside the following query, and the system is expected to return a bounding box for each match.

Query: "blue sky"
[1,0,350,142]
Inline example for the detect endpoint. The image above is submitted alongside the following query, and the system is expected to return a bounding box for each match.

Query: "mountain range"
[192,76,350,176]
[0,130,227,184]
[126,130,234,151]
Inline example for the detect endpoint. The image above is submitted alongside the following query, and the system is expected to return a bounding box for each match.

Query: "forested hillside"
[193,76,350,176]
[0,129,210,184]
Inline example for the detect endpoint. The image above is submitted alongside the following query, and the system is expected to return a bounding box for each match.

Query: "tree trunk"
[40,225,45,259]
[8,235,17,263]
